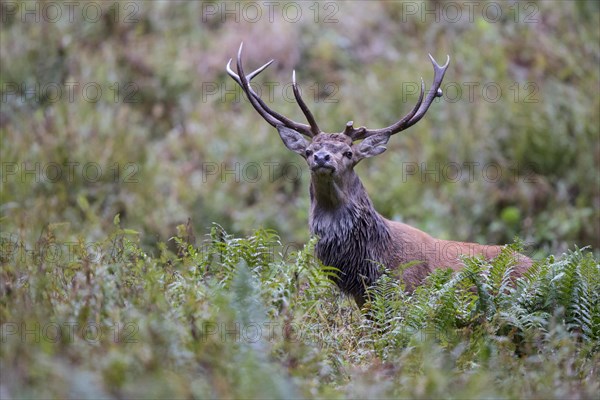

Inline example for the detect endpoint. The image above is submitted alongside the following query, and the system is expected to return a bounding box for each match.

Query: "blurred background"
[1,0,599,257]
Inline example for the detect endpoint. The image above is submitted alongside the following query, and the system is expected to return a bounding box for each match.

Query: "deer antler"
[227,43,449,141]
[344,54,450,141]
[226,42,321,137]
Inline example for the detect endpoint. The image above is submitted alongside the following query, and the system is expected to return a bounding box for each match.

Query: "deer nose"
[313,152,331,163]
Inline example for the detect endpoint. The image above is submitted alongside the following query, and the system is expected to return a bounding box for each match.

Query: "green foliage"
[2,226,598,398]
[362,244,600,358]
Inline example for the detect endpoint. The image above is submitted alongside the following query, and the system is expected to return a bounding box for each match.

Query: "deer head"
[226,43,450,181]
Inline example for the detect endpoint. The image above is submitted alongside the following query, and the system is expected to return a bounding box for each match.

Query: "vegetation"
[1,224,598,398]
[1,1,599,398]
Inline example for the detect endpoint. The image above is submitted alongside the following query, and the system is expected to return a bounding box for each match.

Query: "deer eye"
[305,149,313,157]
[344,151,353,159]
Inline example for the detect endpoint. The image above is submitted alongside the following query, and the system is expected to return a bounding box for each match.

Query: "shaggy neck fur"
[309,171,392,305]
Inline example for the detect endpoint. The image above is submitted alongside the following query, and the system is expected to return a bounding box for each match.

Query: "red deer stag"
[227,43,532,308]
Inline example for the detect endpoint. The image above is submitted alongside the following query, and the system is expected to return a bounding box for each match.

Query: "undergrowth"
[1,224,598,398]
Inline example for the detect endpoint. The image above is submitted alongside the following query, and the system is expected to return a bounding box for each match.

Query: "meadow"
[1,1,599,398]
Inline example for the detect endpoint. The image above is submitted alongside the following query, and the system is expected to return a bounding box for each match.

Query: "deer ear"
[277,126,310,156]
[355,133,390,160]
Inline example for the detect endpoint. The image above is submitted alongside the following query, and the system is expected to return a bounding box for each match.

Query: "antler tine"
[401,54,450,130]
[292,70,321,136]
[350,78,425,140]
[229,57,310,132]
[226,58,275,86]
[229,43,316,137]
[235,43,282,128]
[227,57,280,127]
[350,54,450,140]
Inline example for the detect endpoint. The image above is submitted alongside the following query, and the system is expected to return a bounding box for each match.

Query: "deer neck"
[309,171,361,208]
[308,169,393,300]
[308,171,388,236]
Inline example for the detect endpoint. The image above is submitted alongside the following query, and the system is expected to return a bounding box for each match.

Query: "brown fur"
[294,132,532,308]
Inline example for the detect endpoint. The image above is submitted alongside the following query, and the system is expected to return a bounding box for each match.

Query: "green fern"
[361,272,407,359]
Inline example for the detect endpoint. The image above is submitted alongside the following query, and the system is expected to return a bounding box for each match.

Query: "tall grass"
[1,225,598,398]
